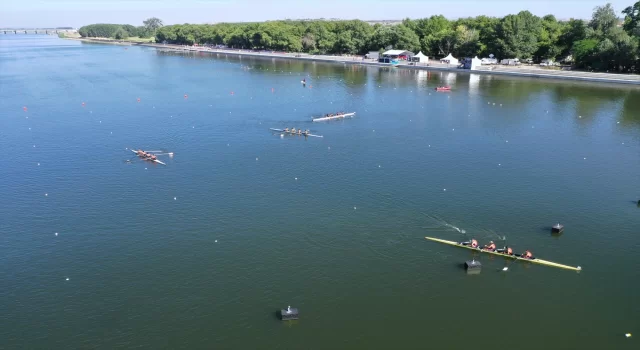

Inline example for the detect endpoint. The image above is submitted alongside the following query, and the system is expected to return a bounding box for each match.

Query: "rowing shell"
[312,112,356,122]
[130,150,166,165]
[269,128,323,138]
[424,236,582,271]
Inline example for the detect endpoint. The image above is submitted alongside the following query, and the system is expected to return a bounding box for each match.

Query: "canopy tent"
[411,51,429,63]
[440,53,458,65]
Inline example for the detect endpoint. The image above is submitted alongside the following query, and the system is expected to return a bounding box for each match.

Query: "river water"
[1,35,639,349]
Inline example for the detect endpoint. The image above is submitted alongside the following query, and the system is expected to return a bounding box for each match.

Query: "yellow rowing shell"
[425,237,582,271]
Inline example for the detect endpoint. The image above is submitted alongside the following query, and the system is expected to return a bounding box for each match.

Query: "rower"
[462,239,478,248]
[496,247,513,255]
[291,128,296,133]
[284,128,289,132]
[305,129,310,135]
[521,250,534,259]
[484,241,496,251]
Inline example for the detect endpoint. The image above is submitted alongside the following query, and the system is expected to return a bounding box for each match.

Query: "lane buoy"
[137,98,141,102]
[184,94,188,99]
[82,102,85,106]
[23,106,27,111]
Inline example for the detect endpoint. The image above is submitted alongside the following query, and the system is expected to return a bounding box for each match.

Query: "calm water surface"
[1,36,639,349]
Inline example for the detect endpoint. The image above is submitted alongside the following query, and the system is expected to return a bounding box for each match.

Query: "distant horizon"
[0,0,633,28]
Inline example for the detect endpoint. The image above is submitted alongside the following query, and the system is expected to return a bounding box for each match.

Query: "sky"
[0,0,635,28]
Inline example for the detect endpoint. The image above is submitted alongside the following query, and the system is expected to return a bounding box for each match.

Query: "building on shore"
[379,50,415,63]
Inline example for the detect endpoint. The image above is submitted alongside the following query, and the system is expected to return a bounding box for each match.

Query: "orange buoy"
[23,106,28,111]
[137,98,141,102]
[82,102,85,106]
[230,91,234,95]
[184,94,188,99]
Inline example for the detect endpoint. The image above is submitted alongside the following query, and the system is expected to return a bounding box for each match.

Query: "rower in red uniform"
[521,250,534,259]
[484,241,497,251]
[462,239,479,248]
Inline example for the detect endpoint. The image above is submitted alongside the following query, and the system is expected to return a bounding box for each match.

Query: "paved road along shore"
[74,39,640,86]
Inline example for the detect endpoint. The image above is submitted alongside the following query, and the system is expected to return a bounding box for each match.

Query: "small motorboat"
[435,86,451,91]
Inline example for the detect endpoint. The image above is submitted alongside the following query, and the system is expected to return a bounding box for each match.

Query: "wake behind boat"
[424,236,582,271]
[312,112,356,122]
[270,128,323,138]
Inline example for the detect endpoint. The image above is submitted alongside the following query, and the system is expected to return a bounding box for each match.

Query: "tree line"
[86,2,640,72]
[78,18,163,40]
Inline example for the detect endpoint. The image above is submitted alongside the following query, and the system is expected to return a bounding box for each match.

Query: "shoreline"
[72,38,640,86]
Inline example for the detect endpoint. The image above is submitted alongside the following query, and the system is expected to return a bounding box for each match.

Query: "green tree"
[496,11,542,59]
[557,19,587,59]
[589,3,618,35]
[534,15,563,61]
[622,1,640,36]
[114,27,128,40]
[143,17,164,35]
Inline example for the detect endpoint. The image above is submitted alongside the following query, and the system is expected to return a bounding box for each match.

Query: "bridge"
[0,28,78,35]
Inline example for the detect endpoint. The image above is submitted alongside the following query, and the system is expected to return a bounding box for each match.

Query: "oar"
[503,250,529,272]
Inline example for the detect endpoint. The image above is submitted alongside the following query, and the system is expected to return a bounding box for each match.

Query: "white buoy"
[354,207,357,210]
[625,333,632,338]
[215,240,218,243]
[37,163,40,166]
[502,267,508,271]
[443,189,447,191]
[256,157,259,161]
[45,193,48,196]
[55,232,58,236]
[584,157,587,160]
[174,197,177,200]
[498,164,501,166]
[295,177,298,180]
[65,277,69,281]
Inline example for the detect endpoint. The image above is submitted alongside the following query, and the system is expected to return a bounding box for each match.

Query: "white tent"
[440,53,458,65]
[412,51,429,63]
